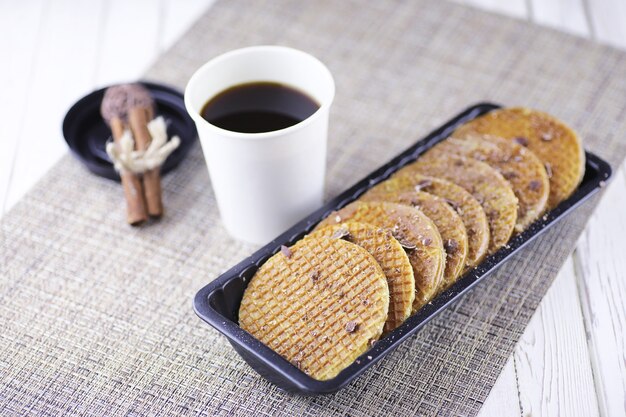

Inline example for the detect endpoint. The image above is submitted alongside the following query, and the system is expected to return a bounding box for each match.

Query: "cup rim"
[184,45,335,140]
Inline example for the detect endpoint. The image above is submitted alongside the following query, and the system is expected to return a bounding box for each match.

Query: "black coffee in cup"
[200,81,320,133]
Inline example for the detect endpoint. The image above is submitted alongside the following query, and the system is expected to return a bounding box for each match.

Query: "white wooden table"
[1,1,624,416]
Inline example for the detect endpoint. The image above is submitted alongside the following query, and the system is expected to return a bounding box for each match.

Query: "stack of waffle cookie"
[238,107,586,381]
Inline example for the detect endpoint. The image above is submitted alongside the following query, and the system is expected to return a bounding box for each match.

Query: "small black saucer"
[62,81,197,181]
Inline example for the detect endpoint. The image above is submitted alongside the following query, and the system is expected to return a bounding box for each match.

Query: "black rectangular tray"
[193,102,612,395]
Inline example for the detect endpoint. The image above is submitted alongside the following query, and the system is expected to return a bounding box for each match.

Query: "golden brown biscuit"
[398,154,517,253]
[239,237,389,381]
[316,201,445,311]
[307,222,414,333]
[454,107,585,208]
[360,190,468,290]
[431,135,549,231]
[363,173,489,269]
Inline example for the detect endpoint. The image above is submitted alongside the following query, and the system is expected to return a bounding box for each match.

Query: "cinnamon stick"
[110,117,148,226]
[129,107,163,218]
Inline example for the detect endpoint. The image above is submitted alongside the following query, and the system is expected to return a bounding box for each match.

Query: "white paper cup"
[185,46,335,244]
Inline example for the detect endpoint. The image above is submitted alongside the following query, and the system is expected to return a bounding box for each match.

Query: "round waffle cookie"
[363,173,489,269]
[431,135,549,231]
[361,190,468,290]
[453,107,585,208]
[239,237,389,381]
[398,154,518,253]
[316,201,445,311]
[307,222,415,333]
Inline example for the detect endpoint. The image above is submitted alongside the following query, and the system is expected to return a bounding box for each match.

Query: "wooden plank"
[585,0,626,49]
[95,0,162,86]
[514,258,600,417]
[159,0,216,53]
[4,0,106,211]
[451,0,528,18]
[575,163,626,417]
[530,0,590,36]
[0,0,46,213]
[476,356,522,417]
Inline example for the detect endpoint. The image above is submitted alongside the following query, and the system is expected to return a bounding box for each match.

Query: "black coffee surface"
[200,82,320,133]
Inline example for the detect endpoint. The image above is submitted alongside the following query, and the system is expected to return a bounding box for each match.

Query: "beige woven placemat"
[2,1,626,415]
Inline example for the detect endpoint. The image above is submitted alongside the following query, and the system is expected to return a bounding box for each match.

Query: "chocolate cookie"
[431,135,549,231]
[316,201,445,311]
[239,237,389,380]
[454,107,585,208]
[308,222,414,332]
[398,154,518,253]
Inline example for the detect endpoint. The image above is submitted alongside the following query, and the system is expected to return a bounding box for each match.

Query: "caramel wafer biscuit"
[432,135,549,231]
[399,154,517,252]
[239,237,389,381]
[307,222,414,333]
[454,107,585,208]
[316,201,445,311]
[363,174,489,269]
[361,190,468,289]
